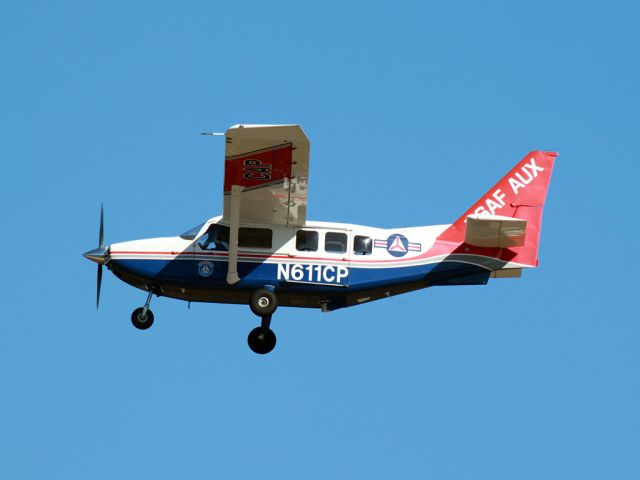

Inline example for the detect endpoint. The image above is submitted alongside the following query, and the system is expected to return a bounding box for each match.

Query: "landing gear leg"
[131,290,155,330]
[247,314,277,354]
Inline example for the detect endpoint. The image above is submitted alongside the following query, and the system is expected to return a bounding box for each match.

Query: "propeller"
[97,204,104,308]
[83,204,108,309]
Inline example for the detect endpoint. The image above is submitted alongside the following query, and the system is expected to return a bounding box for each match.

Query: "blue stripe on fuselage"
[109,257,490,294]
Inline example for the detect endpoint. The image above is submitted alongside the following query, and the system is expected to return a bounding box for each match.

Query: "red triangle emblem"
[388,236,407,253]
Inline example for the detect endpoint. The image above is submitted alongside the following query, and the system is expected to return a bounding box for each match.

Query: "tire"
[250,288,278,317]
[247,327,277,354]
[131,307,154,330]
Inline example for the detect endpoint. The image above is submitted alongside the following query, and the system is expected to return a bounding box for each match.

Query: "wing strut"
[226,185,243,285]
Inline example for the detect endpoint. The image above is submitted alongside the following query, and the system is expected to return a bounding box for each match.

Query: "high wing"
[222,124,310,227]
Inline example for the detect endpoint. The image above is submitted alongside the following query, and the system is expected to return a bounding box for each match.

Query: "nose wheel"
[131,290,155,330]
[131,307,154,330]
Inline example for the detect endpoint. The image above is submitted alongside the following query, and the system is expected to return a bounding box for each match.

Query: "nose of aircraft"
[83,246,109,265]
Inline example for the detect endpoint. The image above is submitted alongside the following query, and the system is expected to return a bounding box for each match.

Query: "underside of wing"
[464,214,527,248]
[223,124,310,227]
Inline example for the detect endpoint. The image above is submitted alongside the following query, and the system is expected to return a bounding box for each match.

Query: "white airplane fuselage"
[82,130,556,353]
[105,216,499,312]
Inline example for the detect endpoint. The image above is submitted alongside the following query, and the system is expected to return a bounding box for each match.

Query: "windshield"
[179,223,205,240]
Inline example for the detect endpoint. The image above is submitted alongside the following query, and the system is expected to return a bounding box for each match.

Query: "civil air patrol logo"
[386,234,409,257]
[374,234,421,257]
[197,261,214,277]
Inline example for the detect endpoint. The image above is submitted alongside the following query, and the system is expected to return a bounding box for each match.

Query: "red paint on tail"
[437,151,557,267]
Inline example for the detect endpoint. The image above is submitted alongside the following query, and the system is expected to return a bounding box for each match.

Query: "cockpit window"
[180,223,205,240]
[198,224,230,251]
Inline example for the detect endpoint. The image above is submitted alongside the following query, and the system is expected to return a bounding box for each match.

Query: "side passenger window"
[325,232,347,254]
[296,230,318,252]
[353,235,372,255]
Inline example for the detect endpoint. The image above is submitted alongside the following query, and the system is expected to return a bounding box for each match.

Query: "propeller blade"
[99,204,104,249]
[97,264,103,309]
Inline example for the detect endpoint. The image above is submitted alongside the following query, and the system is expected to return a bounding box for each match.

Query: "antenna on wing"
[200,132,225,136]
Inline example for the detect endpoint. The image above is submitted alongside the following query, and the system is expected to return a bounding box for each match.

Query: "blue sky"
[1,1,639,478]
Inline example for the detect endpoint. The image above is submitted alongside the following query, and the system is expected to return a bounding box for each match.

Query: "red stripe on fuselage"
[109,250,467,265]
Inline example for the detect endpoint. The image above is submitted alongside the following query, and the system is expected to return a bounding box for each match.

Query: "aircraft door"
[322,229,351,286]
[193,222,229,281]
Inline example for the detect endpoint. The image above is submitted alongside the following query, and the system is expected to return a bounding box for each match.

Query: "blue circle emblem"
[198,261,214,277]
[386,234,409,257]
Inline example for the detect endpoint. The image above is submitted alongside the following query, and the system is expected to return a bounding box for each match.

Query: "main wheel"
[250,288,278,317]
[247,327,277,354]
[131,307,154,330]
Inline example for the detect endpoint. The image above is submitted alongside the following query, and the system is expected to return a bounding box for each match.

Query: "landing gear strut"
[247,288,278,354]
[131,290,155,330]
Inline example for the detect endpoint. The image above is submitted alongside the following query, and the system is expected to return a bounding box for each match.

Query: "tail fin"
[439,151,557,267]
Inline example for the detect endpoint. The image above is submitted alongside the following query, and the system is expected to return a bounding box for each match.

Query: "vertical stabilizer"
[438,151,557,267]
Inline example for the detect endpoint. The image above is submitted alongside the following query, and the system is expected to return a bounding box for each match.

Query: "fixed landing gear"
[127,287,280,353]
[250,288,278,316]
[247,288,278,354]
[247,314,277,354]
[131,290,155,330]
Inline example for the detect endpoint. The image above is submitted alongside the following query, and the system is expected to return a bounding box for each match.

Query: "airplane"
[83,124,557,354]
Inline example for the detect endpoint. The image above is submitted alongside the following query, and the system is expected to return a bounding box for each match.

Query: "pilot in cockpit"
[198,224,230,251]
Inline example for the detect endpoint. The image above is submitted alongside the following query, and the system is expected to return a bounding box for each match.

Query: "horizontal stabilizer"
[465,214,527,248]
